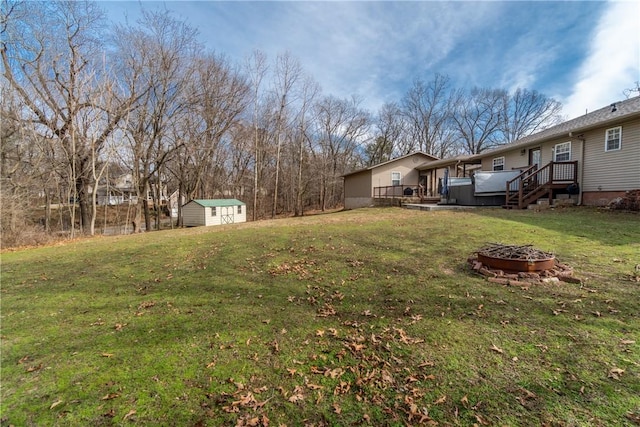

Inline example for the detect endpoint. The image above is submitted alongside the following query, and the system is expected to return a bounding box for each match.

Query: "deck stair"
[504,161,578,209]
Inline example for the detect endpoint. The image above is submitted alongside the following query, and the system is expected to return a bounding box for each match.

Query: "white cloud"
[562,1,640,119]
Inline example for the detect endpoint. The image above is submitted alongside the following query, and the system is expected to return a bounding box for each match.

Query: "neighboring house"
[95,172,170,207]
[182,199,247,227]
[342,152,439,209]
[96,173,136,206]
[355,97,639,209]
[167,190,186,218]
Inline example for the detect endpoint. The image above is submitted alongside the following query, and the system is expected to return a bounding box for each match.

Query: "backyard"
[1,207,639,426]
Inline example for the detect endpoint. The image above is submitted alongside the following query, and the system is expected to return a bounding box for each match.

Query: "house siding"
[371,159,422,188]
[481,139,584,173]
[343,152,437,209]
[582,118,640,193]
[344,170,373,209]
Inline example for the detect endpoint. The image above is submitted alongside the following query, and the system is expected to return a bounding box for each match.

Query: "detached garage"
[182,199,247,227]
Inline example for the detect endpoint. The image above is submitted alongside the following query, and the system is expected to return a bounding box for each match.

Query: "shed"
[182,199,247,227]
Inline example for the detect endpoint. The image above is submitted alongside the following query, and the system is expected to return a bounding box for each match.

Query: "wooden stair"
[504,161,578,209]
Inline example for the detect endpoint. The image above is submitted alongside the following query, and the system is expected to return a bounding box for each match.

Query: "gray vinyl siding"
[582,119,640,192]
[182,202,206,226]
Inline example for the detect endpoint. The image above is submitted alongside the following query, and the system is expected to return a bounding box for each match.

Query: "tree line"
[0,1,563,243]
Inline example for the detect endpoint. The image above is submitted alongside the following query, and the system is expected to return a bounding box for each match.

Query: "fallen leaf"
[50,399,63,409]
[288,393,304,403]
[608,367,625,380]
[123,409,136,421]
[333,402,342,414]
[475,414,490,425]
[460,395,469,407]
[101,393,120,401]
[18,355,30,364]
[620,339,636,345]
[433,395,447,405]
[490,344,504,354]
[26,363,43,372]
[101,353,114,358]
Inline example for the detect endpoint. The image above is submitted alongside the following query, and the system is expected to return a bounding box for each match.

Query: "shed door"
[221,206,234,224]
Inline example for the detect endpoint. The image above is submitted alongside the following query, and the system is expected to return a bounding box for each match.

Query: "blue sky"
[102,1,640,120]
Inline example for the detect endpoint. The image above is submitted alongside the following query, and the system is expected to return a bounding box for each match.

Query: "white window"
[605,126,621,151]
[237,205,242,214]
[492,157,505,171]
[210,207,216,216]
[391,172,401,186]
[554,142,571,162]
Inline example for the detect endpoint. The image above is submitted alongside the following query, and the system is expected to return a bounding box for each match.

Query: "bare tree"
[451,87,505,154]
[366,102,404,165]
[269,52,304,217]
[499,88,562,143]
[181,53,248,197]
[2,0,138,235]
[310,95,370,210]
[113,9,200,232]
[401,74,455,157]
[292,75,319,216]
[246,50,269,220]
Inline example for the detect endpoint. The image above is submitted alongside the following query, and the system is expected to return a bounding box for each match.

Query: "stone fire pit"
[468,243,580,285]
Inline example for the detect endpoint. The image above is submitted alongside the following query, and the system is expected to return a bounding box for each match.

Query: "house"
[181,199,247,227]
[342,151,439,209]
[96,173,136,206]
[471,96,640,207]
[348,97,640,209]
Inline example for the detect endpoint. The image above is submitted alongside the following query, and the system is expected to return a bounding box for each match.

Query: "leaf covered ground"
[1,207,639,426]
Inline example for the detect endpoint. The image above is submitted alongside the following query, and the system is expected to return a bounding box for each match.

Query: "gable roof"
[473,96,640,158]
[342,151,439,177]
[188,199,245,207]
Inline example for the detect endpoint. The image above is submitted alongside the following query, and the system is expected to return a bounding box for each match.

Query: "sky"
[101,1,640,120]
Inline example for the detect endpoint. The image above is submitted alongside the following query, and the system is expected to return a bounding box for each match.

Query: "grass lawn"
[1,207,639,426]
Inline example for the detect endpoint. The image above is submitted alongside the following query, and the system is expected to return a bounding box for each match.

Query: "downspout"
[568,131,586,205]
[578,136,585,205]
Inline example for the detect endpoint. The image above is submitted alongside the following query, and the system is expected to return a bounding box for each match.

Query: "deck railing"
[506,161,578,208]
[373,185,421,199]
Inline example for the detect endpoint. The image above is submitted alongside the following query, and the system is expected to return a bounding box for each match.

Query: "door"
[221,206,234,224]
[529,147,541,168]
[528,147,541,188]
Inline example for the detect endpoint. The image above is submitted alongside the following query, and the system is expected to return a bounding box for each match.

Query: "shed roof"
[187,199,245,207]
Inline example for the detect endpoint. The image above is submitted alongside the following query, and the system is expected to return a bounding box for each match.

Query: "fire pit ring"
[476,244,555,273]
[477,253,555,272]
